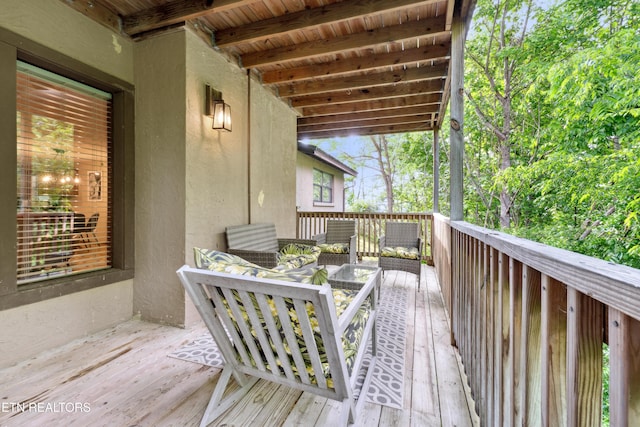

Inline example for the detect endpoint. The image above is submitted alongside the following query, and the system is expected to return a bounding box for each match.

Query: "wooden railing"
[432,213,640,426]
[296,211,433,264]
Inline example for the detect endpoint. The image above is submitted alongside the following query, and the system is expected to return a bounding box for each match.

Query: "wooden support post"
[449,14,465,220]
[433,128,440,213]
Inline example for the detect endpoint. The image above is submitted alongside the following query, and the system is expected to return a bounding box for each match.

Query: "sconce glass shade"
[212,100,232,132]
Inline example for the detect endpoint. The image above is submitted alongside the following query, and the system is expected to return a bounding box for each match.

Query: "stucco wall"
[296,153,347,212]
[184,30,249,254]
[133,30,188,326]
[134,29,299,326]
[0,0,134,368]
[0,0,133,83]
[249,80,299,236]
[183,30,251,326]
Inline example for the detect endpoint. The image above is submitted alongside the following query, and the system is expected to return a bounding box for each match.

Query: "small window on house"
[16,62,112,284]
[313,169,333,203]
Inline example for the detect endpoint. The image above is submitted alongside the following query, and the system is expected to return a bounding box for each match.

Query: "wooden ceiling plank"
[262,43,450,84]
[290,80,444,107]
[279,63,447,97]
[122,0,247,36]
[298,105,440,125]
[299,122,435,139]
[298,114,432,132]
[241,17,446,68]
[300,93,443,116]
[214,0,440,47]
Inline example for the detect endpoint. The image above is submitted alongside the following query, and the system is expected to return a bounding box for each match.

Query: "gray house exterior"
[296,142,357,212]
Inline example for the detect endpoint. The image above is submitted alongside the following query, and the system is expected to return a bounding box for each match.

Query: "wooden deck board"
[0,265,478,427]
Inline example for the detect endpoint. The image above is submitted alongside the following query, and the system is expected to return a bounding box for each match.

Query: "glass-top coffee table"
[328,264,381,293]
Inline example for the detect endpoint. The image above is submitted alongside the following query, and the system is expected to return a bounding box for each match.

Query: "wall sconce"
[205,84,232,132]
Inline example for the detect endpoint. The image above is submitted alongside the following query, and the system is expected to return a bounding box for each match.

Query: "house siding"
[296,152,347,212]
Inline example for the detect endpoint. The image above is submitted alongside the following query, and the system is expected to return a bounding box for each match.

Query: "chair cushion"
[277,243,321,269]
[194,247,256,269]
[318,243,350,254]
[193,248,327,285]
[380,246,420,260]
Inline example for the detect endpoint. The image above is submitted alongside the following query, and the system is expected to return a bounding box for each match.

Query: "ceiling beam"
[298,105,440,126]
[277,63,447,97]
[214,0,440,47]
[298,121,435,139]
[122,0,247,36]
[241,17,446,68]
[300,92,443,116]
[262,43,450,84]
[299,114,433,133]
[290,79,444,108]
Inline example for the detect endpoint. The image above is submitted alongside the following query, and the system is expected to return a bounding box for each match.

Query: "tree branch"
[465,89,508,141]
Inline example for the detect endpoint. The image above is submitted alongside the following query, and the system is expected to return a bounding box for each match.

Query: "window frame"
[0,29,135,311]
[313,168,334,204]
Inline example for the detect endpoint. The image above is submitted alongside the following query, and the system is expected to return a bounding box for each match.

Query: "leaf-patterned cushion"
[193,248,327,285]
[277,243,321,269]
[317,243,350,254]
[380,246,421,260]
[194,247,256,269]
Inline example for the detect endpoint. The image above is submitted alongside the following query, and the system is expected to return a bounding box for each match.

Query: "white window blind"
[16,61,112,284]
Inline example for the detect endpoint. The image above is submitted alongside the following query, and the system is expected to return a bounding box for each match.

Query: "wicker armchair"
[314,219,357,266]
[225,223,319,270]
[378,221,422,290]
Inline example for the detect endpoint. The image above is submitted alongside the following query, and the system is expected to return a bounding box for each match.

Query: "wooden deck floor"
[0,266,478,427]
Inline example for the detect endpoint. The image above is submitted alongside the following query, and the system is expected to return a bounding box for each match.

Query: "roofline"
[297,142,357,176]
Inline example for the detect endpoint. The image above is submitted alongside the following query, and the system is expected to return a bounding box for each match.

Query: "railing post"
[567,288,603,426]
[541,275,568,427]
[609,308,640,426]
[521,266,542,427]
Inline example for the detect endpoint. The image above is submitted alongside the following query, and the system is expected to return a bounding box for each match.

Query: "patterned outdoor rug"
[169,287,407,410]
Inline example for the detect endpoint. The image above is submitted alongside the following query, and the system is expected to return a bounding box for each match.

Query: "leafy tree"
[462,0,640,268]
[464,0,541,228]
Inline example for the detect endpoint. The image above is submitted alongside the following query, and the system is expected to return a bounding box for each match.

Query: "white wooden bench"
[177,264,378,426]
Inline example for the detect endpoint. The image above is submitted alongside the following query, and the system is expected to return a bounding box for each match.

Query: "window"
[313,169,333,203]
[0,29,134,311]
[16,62,111,284]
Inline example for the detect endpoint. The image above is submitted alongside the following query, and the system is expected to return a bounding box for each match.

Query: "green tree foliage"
[465,0,640,268]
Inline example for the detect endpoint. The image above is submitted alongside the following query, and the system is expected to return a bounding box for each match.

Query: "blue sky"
[309,136,386,209]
